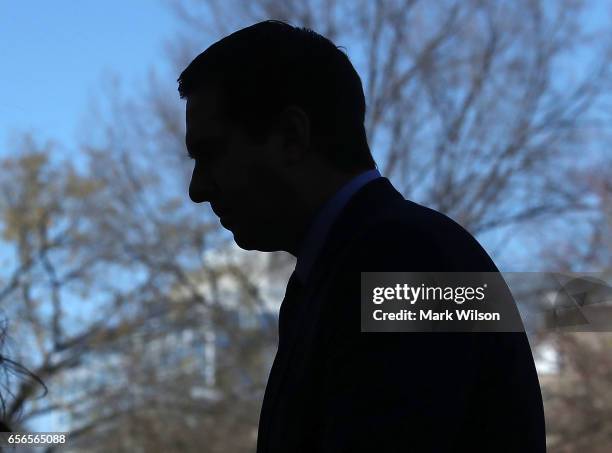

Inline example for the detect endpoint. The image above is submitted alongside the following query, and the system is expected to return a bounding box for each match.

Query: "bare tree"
[165,0,612,247]
[161,1,612,450]
[534,160,612,453]
[1,0,611,451]
[0,127,274,451]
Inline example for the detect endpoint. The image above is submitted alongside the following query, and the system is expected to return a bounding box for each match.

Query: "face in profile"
[185,83,296,251]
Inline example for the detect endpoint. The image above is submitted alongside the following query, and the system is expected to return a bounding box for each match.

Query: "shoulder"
[343,199,499,272]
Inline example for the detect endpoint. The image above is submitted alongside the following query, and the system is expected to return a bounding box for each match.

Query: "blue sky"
[0,0,609,269]
[0,3,181,430]
[0,0,610,432]
[0,0,178,153]
[1,0,608,159]
[0,0,609,275]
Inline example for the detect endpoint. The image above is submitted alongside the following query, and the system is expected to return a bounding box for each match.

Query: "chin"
[233,231,280,252]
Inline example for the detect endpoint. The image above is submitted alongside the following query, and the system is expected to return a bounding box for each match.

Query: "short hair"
[178,20,377,173]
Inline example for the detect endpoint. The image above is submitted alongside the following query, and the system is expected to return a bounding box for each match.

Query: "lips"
[210,203,227,218]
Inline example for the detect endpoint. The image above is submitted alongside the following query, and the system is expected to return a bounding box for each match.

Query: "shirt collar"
[295,168,381,284]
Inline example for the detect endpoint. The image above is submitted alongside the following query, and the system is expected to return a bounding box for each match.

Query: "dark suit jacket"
[257,177,546,452]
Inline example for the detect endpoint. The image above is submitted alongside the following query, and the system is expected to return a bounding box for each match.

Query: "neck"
[284,170,361,257]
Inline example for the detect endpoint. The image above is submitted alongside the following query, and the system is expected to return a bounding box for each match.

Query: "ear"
[275,105,311,164]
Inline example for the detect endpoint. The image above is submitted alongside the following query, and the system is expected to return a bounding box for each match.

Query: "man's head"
[178,20,377,253]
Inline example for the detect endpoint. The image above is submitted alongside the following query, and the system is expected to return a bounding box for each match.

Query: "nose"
[188,163,214,203]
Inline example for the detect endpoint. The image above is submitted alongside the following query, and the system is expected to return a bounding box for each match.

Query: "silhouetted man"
[179,20,546,452]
